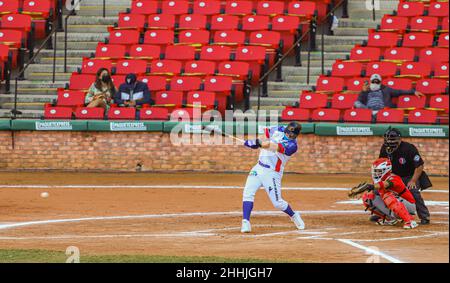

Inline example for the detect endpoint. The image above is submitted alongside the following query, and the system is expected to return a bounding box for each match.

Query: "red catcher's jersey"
[380,174,416,203]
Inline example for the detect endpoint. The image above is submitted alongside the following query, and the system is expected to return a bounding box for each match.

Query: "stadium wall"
[0,131,448,175]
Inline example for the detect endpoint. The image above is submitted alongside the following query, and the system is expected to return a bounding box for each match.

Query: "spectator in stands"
[115,73,152,107]
[85,68,116,111]
[354,74,424,114]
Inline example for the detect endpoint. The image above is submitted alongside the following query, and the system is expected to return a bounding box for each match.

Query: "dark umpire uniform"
[379,128,432,224]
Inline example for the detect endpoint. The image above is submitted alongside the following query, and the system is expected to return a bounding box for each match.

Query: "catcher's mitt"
[348,182,375,199]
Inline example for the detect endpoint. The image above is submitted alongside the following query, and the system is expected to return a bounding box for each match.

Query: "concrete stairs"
[0,0,127,118]
[251,0,395,116]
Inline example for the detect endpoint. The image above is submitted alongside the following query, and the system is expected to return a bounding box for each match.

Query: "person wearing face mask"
[354,74,424,115]
[115,73,152,107]
[85,68,116,111]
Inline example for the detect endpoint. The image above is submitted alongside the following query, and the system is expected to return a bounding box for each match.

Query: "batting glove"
[244,139,262,149]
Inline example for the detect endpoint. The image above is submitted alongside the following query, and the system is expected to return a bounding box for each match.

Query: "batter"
[241,122,305,233]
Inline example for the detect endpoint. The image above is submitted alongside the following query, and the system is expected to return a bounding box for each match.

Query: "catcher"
[349,158,418,229]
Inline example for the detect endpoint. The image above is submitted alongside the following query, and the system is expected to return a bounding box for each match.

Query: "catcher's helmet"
[371,158,392,184]
[383,127,401,154]
[284,122,302,139]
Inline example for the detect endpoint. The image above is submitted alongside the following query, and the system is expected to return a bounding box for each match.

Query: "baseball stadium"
[0,0,448,264]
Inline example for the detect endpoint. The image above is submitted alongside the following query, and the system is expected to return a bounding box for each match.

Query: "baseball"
[40,192,49,198]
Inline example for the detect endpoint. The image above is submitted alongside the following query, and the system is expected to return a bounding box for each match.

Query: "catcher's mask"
[383,128,401,154]
[284,122,302,140]
[371,158,392,184]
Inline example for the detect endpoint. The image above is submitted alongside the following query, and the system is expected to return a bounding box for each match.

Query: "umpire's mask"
[383,128,402,154]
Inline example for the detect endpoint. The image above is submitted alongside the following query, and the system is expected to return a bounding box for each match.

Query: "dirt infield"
[0,172,448,263]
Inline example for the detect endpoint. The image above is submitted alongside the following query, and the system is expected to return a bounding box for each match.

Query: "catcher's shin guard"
[362,192,386,219]
[382,192,414,223]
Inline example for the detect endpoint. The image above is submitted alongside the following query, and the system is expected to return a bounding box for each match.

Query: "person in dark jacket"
[354,74,424,114]
[115,73,152,107]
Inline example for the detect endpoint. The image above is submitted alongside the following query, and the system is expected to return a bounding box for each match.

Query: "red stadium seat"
[224,1,253,16]
[415,79,447,95]
[271,15,300,32]
[419,47,449,67]
[115,59,147,75]
[81,58,113,74]
[0,0,19,15]
[213,30,245,46]
[150,59,182,76]
[249,31,281,50]
[242,15,270,31]
[396,1,425,17]
[170,76,202,91]
[367,31,398,48]
[434,62,449,79]
[299,92,328,109]
[408,109,437,124]
[154,91,184,109]
[56,89,86,107]
[0,13,32,35]
[95,43,126,60]
[108,107,136,120]
[379,15,408,33]
[397,95,426,109]
[331,61,363,77]
[398,62,431,78]
[140,107,169,120]
[108,29,140,48]
[111,74,126,86]
[146,14,176,30]
[184,60,216,76]
[235,46,267,83]
[441,17,449,32]
[217,61,250,80]
[164,45,196,61]
[376,109,404,123]
[428,1,449,18]
[345,77,366,92]
[200,45,231,61]
[69,73,96,90]
[343,109,373,123]
[383,47,415,63]
[44,106,73,119]
[348,46,381,62]
[409,16,439,33]
[186,91,216,110]
[130,0,159,16]
[366,61,398,77]
[429,95,449,111]
[170,108,200,121]
[311,108,340,122]
[129,44,160,60]
[22,0,51,38]
[384,77,413,91]
[144,29,174,46]
[256,1,285,16]
[437,33,449,47]
[0,29,23,67]
[74,107,105,120]
[139,75,167,91]
[178,14,207,30]
[161,0,189,15]
[210,14,239,31]
[402,32,433,48]
[193,0,221,15]
[178,30,210,46]
[281,107,310,121]
[204,76,233,111]
[287,1,316,20]
[315,76,344,92]
[117,13,146,30]
[331,93,358,109]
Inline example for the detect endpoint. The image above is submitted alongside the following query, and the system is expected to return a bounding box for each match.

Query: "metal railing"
[256,0,349,113]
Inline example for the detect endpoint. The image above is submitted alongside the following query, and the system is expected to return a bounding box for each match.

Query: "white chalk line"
[337,239,404,263]
[0,184,448,193]
[344,231,449,242]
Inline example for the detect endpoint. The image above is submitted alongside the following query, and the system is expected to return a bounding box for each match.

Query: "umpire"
[378,128,432,225]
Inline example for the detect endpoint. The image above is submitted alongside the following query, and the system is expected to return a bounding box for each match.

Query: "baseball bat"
[202,125,246,144]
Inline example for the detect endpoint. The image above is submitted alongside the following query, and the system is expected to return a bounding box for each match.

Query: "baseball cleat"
[241,219,251,233]
[403,221,419,229]
[420,219,430,225]
[291,212,305,230]
[376,218,399,226]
